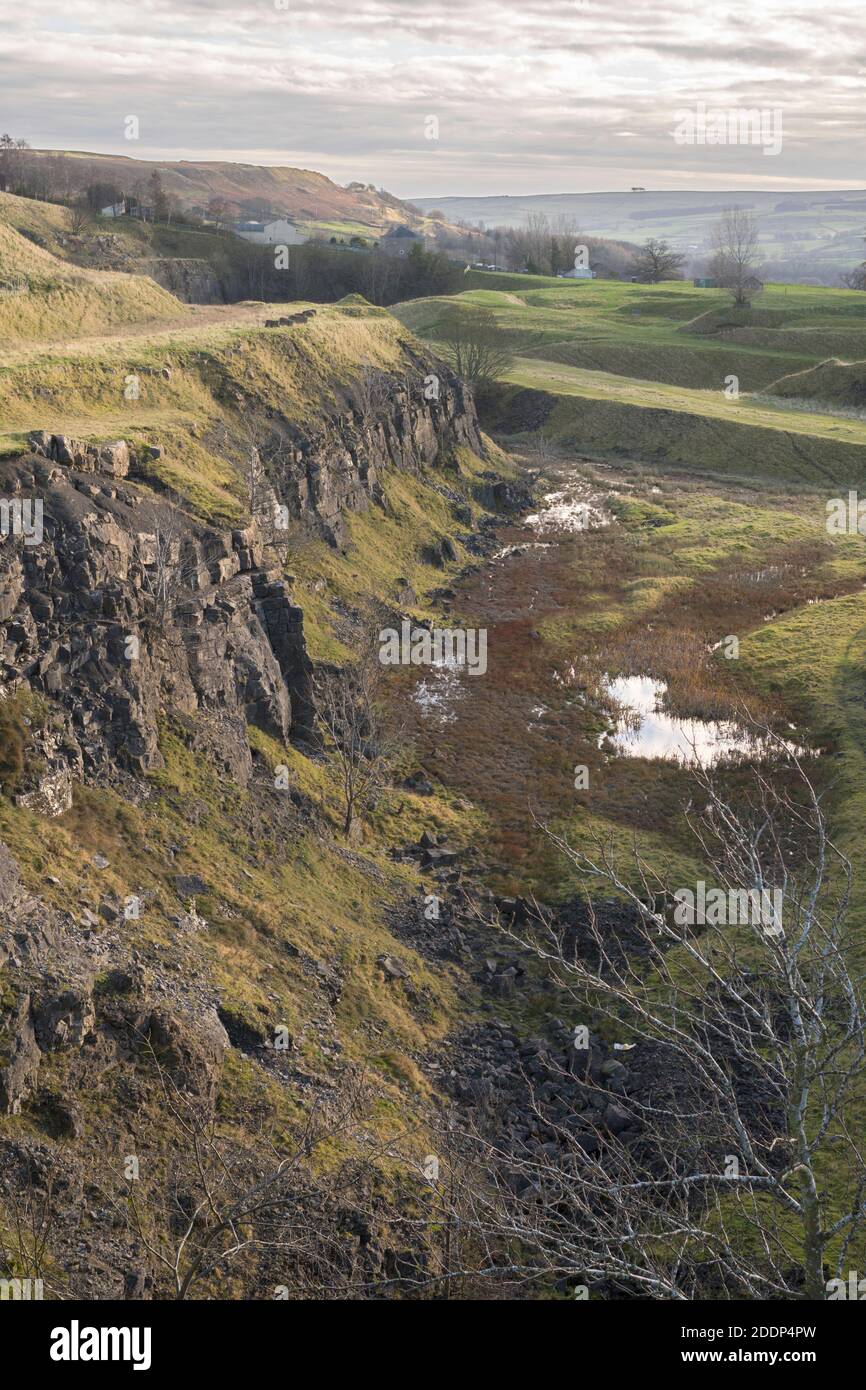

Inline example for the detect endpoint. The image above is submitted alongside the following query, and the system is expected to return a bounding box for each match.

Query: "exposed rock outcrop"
[0,838,22,908]
[28,432,130,478]
[140,1006,228,1102]
[137,257,225,304]
[243,352,482,547]
[1,334,485,795]
[0,455,314,788]
[0,993,40,1114]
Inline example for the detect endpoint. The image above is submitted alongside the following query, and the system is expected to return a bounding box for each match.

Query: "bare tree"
[206,196,231,230]
[352,366,392,433]
[710,208,762,306]
[0,1160,61,1298]
[524,211,554,274]
[635,237,686,283]
[232,415,294,559]
[0,134,30,194]
[528,428,556,472]
[839,231,866,290]
[550,215,584,276]
[122,1047,377,1299]
[436,306,516,389]
[137,511,237,640]
[361,250,398,306]
[840,267,866,291]
[67,198,91,236]
[138,516,187,630]
[313,620,401,838]
[451,753,866,1300]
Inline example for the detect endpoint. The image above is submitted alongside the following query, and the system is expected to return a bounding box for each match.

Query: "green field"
[394,275,866,484]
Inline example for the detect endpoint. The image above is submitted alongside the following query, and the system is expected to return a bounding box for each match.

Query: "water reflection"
[525,484,611,534]
[601,675,806,767]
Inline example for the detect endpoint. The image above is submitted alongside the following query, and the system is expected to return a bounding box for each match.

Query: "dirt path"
[0,300,310,368]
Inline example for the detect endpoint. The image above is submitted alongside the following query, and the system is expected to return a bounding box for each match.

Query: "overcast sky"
[1,0,864,197]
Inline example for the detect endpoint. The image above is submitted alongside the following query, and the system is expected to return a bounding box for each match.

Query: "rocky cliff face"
[226,346,482,546]
[0,836,229,1123]
[138,257,226,305]
[0,336,483,797]
[0,324,529,1300]
[0,453,314,801]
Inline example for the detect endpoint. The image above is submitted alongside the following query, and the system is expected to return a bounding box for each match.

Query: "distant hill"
[20,149,449,239]
[410,188,866,280]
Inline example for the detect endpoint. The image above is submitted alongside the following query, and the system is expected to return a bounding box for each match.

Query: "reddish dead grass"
[397,510,850,891]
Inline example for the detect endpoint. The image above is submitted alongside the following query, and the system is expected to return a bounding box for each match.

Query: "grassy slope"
[765,357,866,409]
[0,211,188,343]
[20,150,448,238]
[506,359,866,444]
[0,712,486,1256]
[0,299,415,521]
[0,190,283,301]
[394,276,866,485]
[0,287,501,1220]
[0,190,78,250]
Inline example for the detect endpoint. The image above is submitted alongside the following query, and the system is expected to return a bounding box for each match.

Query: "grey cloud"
[0,0,862,194]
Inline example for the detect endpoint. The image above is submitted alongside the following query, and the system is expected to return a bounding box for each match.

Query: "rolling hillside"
[0,204,189,342]
[3,185,866,1305]
[411,188,866,279]
[765,357,866,409]
[21,149,455,240]
[393,274,866,484]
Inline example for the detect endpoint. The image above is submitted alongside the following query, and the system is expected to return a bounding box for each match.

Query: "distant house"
[693,277,718,288]
[742,274,764,292]
[100,199,127,218]
[558,266,596,280]
[233,218,306,246]
[379,224,426,257]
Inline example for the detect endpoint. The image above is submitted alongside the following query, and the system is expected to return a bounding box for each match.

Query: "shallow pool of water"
[411,654,466,725]
[525,483,611,534]
[601,674,806,767]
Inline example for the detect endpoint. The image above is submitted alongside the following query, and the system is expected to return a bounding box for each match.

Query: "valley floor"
[3,236,866,1298]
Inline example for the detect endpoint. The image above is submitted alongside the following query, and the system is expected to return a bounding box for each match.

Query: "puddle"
[411,654,467,725]
[600,674,807,767]
[492,541,552,560]
[525,483,611,534]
